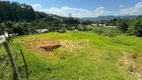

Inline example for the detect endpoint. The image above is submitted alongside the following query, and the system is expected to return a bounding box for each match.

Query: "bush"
[57,29,66,33]
[127,16,142,37]
[117,21,128,33]
[92,26,122,37]
[128,20,142,37]
[77,26,87,31]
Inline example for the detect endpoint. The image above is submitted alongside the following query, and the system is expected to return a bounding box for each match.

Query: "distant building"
[98,24,106,27]
[92,24,98,26]
[36,29,49,33]
[92,23,117,27]
[0,32,8,43]
[105,26,117,28]
[92,23,106,27]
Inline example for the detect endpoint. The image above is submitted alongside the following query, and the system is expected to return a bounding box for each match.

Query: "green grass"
[1,31,142,80]
[87,25,122,37]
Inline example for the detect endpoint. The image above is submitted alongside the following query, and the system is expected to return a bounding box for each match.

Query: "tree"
[117,21,128,33]
[127,15,142,37]
[81,20,92,25]
[63,17,80,30]
[128,20,142,37]
[0,1,36,21]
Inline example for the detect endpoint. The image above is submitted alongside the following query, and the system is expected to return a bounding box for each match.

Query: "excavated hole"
[39,44,62,52]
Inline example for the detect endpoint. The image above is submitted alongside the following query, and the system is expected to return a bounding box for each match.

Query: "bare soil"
[19,39,61,54]
[120,52,142,80]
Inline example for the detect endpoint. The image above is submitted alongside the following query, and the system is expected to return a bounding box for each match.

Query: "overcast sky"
[9,0,142,17]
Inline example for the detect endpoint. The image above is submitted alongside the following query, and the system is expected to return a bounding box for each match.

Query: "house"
[36,29,49,33]
[0,35,5,43]
[0,32,8,43]
[92,23,106,27]
[92,24,98,26]
[92,23,117,27]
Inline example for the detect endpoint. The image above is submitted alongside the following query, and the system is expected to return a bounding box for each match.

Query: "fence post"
[20,49,29,80]
[3,42,21,80]
[0,25,21,80]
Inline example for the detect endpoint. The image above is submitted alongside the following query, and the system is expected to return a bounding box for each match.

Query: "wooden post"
[0,25,21,80]
[20,49,29,80]
[3,42,21,80]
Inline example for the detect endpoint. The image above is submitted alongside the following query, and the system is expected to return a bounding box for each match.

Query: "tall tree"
[118,21,128,33]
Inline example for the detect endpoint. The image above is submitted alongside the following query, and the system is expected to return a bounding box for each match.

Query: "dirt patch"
[39,44,61,52]
[18,39,89,62]
[19,39,61,54]
[120,52,142,80]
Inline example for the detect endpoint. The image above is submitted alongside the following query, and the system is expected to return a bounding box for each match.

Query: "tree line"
[0,1,82,35]
[93,16,142,37]
[0,1,142,37]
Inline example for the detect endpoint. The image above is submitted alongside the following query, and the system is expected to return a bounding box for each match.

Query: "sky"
[8,0,142,17]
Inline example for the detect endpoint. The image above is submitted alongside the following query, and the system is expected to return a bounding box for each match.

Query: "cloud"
[31,2,142,18]
[31,4,42,10]
[120,2,142,15]
[94,7,115,16]
[119,5,124,8]
[40,6,92,17]
[31,4,112,17]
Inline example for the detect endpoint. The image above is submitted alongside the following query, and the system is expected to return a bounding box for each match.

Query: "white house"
[92,24,106,27]
[36,29,49,33]
[0,32,8,43]
[92,23,117,27]
[92,24,98,26]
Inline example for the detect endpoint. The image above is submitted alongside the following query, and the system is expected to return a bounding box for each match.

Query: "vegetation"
[81,20,92,25]
[0,1,142,80]
[0,1,81,35]
[1,32,142,80]
[0,1,142,37]
[127,16,142,37]
[117,21,128,33]
[0,1,36,21]
[91,26,122,37]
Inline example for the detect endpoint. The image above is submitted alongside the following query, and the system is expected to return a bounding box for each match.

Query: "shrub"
[127,16,142,37]
[92,26,122,37]
[128,20,142,37]
[57,29,66,33]
[117,21,128,33]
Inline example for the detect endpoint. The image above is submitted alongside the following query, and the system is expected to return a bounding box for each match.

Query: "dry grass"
[119,52,142,80]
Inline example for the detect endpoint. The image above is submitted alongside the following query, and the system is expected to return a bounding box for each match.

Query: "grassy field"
[1,31,142,80]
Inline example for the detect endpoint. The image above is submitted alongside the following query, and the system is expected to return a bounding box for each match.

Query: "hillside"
[0,1,142,80]
[0,31,141,80]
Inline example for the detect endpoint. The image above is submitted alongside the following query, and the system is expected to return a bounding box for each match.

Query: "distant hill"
[81,15,137,21]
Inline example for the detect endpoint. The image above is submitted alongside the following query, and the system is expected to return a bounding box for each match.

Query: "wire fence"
[0,42,28,80]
